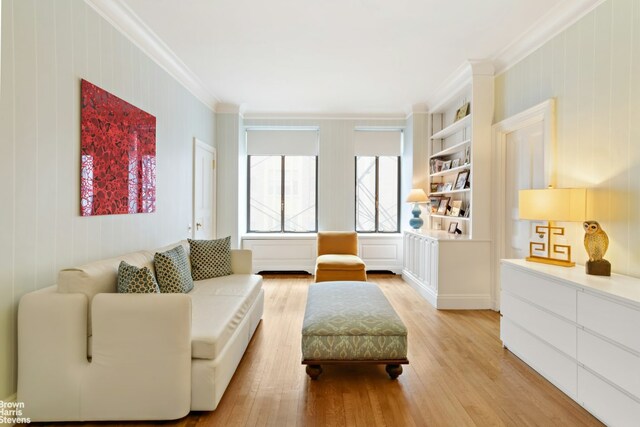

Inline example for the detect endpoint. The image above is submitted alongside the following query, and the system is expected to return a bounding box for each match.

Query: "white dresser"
[501,259,640,427]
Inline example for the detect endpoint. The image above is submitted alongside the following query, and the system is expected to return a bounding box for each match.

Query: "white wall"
[0,0,215,399]
[495,0,640,276]
[240,117,408,233]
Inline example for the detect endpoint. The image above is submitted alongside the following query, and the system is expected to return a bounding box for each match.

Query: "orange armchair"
[315,231,367,282]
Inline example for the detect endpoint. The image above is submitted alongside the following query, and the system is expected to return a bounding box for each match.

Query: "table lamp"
[518,188,586,267]
[406,189,428,229]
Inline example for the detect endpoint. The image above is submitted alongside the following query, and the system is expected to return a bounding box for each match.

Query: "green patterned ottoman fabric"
[302,281,408,360]
[188,236,232,280]
[116,261,160,293]
[154,245,194,293]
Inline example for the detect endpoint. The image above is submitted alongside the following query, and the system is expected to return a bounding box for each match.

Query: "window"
[354,129,402,233]
[246,128,318,232]
[356,156,400,232]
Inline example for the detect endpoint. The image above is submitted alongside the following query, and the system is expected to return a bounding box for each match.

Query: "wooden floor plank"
[33,274,603,427]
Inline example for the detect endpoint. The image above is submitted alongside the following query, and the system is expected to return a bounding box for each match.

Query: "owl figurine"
[583,221,609,262]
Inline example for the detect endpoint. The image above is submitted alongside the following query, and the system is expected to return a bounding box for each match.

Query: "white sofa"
[17,241,264,421]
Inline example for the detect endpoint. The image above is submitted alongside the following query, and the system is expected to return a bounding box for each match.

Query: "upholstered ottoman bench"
[301,281,409,379]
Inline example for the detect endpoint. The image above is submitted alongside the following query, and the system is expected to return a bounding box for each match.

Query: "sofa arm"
[231,249,253,274]
[18,286,89,421]
[83,293,192,420]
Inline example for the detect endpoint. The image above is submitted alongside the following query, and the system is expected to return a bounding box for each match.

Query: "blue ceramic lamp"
[406,188,428,229]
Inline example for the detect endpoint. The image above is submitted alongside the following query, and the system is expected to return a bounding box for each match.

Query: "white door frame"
[491,98,556,310]
[193,138,216,239]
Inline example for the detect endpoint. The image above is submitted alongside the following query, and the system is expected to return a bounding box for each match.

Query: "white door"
[504,121,545,259]
[193,138,216,239]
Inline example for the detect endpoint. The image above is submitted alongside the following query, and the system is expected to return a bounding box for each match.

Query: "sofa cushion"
[58,250,155,336]
[190,274,262,360]
[117,262,160,294]
[316,254,366,271]
[154,245,194,293]
[188,237,232,280]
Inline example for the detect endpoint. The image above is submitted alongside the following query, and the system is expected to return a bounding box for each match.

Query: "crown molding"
[492,0,607,76]
[215,103,243,115]
[84,0,219,111]
[242,111,407,121]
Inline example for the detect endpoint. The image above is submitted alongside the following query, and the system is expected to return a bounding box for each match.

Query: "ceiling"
[110,0,598,115]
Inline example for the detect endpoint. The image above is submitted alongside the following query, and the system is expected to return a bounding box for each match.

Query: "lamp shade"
[518,188,586,222]
[406,188,428,203]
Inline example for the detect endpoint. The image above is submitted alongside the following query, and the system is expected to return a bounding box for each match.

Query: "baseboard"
[401,271,437,307]
[436,294,493,310]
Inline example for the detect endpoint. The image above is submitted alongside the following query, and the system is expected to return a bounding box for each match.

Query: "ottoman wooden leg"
[385,364,403,379]
[306,365,323,380]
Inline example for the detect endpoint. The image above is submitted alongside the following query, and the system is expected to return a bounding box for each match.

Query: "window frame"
[354,155,401,233]
[247,155,318,233]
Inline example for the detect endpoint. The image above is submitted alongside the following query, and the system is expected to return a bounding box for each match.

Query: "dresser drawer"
[578,292,640,353]
[501,264,576,321]
[501,318,577,399]
[578,367,640,427]
[578,329,640,400]
[502,292,576,358]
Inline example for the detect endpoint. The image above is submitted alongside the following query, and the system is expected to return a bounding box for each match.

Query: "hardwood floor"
[36,274,603,427]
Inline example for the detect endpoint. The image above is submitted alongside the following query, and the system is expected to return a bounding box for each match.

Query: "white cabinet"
[402,229,491,309]
[501,259,640,427]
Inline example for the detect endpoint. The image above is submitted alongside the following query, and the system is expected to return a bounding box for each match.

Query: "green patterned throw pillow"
[188,236,232,280]
[154,245,194,293]
[117,261,160,294]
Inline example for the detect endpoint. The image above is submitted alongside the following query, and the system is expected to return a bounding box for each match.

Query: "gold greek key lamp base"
[526,223,575,267]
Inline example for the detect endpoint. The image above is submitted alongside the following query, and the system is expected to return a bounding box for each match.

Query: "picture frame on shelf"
[437,197,450,215]
[430,183,439,193]
[448,222,458,234]
[442,182,453,192]
[429,197,441,213]
[436,183,444,192]
[454,170,469,190]
[464,146,471,165]
[434,159,444,173]
[454,102,470,122]
[441,160,452,171]
[451,158,460,169]
[450,200,463,217]
[464,203,471,218]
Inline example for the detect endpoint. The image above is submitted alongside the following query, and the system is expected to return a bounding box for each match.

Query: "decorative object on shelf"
[406,188,429,229]
[450,200,463,217]
[80,79,157,216]
[454,102,470,121]
[464,146,471,165]
[429,197,440,213]
[464,203,471,218]
[454,170,469,190]
[436,183,444,192]
[442,182,453,192]
[430,183,439,193]
[583,221,611,276]
[518,188,586,267]
[451,158,460,168]
[441,160,452,171]
[437,197,450,215]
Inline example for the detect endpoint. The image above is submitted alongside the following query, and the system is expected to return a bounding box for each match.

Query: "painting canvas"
[80,79,156,216]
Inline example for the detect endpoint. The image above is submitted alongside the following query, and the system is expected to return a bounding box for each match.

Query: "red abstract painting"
[80,79,156,216]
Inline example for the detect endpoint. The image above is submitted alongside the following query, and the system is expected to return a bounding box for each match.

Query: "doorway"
[492,99,556,309]
[193,138,216,240]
